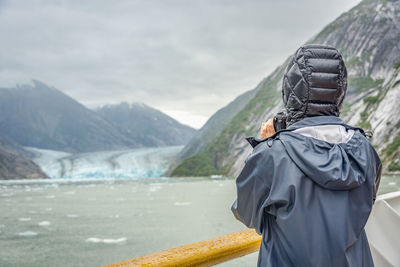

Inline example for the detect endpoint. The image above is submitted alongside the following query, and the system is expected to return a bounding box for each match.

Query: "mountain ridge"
[96,102,196,147]
[0,80,196,153]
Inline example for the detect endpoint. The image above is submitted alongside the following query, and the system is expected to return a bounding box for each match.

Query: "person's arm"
[231,143,273,234]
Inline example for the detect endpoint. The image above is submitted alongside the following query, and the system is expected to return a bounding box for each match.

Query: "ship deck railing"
[105,191,400,267]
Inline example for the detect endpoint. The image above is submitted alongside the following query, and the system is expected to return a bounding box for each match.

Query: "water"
[0,176,398,267]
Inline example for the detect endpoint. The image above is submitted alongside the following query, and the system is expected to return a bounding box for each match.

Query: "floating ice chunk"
[86,237,127,244]
[388,182,396,186]
[210,175,223,179]
[18,231,38,237]
[67,214,79,218]
[174,202,191,206]
[45,208,53,211]
[86,237,101,243]
[38,221,51,226]
[18,218,31,222]
[103,237,127,244]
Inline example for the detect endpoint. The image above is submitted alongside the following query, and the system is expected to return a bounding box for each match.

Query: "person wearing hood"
[231,44,382,267]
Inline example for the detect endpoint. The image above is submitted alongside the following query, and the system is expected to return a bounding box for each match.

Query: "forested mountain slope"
[172,0,400,177]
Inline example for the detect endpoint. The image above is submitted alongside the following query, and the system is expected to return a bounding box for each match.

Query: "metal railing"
[104,229,261,267]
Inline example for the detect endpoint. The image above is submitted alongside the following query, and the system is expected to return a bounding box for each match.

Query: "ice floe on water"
[18,231,38,237]
[174,202,191,206]
[67,214,79,218]
[85,237,127,244]
[388,182,397,186]
[38,221,51,226]
[18,217,31,222]
[45,208,53,211]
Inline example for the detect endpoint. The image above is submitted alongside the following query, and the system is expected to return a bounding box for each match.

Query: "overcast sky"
[0,0,361,129]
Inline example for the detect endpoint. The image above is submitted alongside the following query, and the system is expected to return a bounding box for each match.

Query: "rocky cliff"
[0,135,47,179]
[171,0,400,177]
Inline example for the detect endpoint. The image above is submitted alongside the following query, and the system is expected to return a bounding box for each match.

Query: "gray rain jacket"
[232,116,381,267]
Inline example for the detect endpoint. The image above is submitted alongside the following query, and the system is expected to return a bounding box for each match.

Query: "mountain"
[165,86,259,175]
[171,0,400,177]
[0,134,47,179]
[96,102,196,147]
[0,80,136,153]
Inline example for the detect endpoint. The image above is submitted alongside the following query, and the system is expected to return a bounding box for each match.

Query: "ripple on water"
[18,218,31,222]
[18,231,38,237]
[85,237,127,244]
[174,202,191,206]
[67,214,79,218]
[149,185,162,193]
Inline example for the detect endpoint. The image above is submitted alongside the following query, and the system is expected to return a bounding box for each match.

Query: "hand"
[261,118,275,139]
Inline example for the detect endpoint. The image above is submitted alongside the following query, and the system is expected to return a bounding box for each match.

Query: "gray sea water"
[0,176,399,267]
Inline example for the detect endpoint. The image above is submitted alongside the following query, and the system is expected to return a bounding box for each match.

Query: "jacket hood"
[282,44,348,126]
[279,116,372,190]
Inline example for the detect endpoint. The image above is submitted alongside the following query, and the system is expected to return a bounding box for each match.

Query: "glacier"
[25,146,183,179]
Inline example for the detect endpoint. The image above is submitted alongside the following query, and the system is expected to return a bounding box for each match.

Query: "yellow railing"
[104,229,261,267]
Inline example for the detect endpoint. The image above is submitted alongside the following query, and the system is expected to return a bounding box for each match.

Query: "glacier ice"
[25,146,183,179]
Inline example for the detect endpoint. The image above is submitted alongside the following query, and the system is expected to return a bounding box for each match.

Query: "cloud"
[0,0,361,128]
